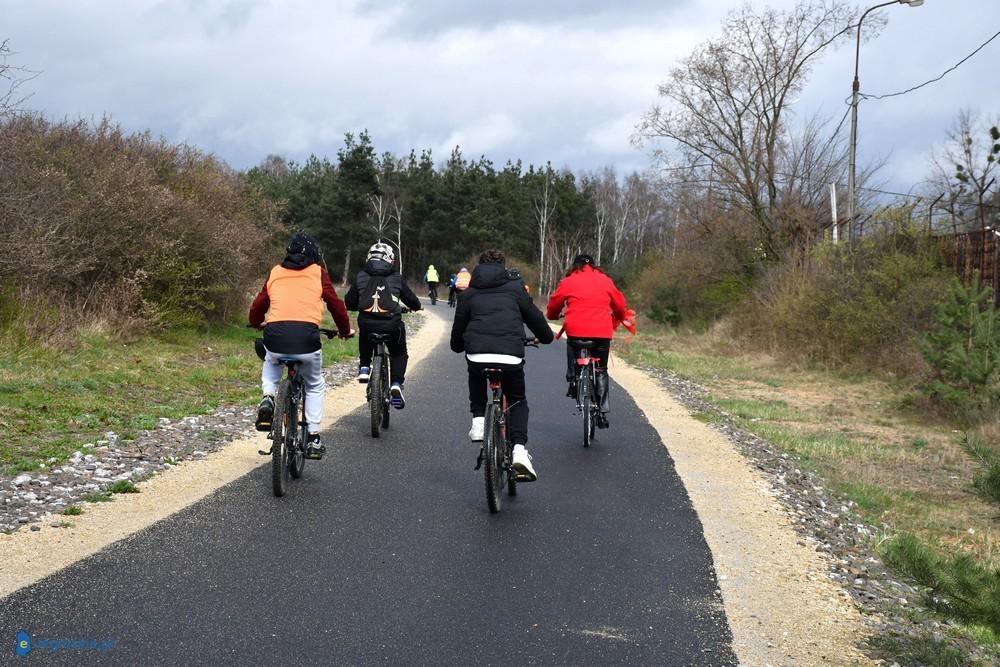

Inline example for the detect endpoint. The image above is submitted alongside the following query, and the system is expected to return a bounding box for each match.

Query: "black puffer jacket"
[450,262,554,357]
[344,259,422,330]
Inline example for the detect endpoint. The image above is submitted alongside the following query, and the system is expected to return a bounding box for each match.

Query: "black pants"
[567,337,611,414]
[467,360,529,445]
[427,282,439,300]
[359,322,408,385]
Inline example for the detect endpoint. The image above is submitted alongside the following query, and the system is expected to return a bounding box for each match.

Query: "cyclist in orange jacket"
[248,233,353,460]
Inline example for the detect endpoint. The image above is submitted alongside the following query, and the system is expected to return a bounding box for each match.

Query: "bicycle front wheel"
[369,358,383,438]
[271,381,291,496]
[483,402,504,513]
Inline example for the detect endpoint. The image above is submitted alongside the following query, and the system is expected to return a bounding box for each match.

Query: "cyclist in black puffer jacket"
[450,249,554,481]
[345,243,422,408]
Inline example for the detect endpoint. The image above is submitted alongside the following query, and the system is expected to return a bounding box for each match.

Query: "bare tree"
[533,164,557,293]
[636,1,869,256]
[930,110,1000,232]
[0,39,36,117]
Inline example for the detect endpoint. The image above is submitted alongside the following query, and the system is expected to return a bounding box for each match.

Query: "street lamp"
[847,0,924,242]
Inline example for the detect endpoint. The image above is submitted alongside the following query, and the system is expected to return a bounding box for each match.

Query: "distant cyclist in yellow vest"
[248,233,354,460]
[424,264,440,305]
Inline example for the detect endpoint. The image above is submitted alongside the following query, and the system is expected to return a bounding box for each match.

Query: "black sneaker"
[566,381,577,399]
[597,413,610,429]
[255,395,274,431]
[305,434,326,460]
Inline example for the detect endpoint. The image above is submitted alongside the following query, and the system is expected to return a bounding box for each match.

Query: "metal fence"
[939,227,1000,305]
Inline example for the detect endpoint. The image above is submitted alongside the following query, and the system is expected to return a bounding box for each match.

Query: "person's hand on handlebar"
[339,328,356,340]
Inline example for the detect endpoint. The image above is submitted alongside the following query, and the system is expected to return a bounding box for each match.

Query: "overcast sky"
[3,0,999,193]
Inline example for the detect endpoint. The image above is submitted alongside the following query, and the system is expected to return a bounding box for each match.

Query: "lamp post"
[847,0,924,242]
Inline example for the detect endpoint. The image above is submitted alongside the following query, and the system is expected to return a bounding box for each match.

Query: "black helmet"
[286,233,322,264]
[573,254,595,266]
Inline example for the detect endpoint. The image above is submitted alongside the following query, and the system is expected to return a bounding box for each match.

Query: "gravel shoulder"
[608,352,876,666]
[0,311,440,599]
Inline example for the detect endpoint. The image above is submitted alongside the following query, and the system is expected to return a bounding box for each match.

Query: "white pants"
[261,348,325,434]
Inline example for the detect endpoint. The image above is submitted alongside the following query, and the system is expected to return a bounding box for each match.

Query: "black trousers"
[467,360,529,445]
[359,322,408,385]
[567,337,612,414]
[427,281,439,299]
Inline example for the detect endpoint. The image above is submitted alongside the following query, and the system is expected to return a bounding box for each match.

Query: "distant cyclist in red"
[546,254,628,429]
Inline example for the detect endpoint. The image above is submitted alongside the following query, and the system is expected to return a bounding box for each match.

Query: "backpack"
[358,273,400,317]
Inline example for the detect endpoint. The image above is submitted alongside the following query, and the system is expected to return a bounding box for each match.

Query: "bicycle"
[570,339,601,448]
[366,332,392,438]
[427,285,438,305]
[254,328,341,497]
[477,337,538,514]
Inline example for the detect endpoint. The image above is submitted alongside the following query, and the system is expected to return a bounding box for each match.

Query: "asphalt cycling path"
[2,310,737,666]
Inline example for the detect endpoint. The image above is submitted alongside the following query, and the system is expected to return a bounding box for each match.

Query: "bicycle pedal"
[257,448,272,456]
[255,421,271,432]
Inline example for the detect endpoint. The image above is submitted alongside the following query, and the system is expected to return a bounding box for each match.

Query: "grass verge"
[620,325,1000,659]
[0,318,356,475]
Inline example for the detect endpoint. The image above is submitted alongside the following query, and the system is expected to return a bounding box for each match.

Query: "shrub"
[737,225,951,373]
[0,114,283,341]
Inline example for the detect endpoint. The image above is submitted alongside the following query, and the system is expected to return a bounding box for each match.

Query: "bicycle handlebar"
[524,337,540,348]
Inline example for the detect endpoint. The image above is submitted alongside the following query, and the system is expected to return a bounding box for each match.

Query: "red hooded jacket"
[546,266,628,339]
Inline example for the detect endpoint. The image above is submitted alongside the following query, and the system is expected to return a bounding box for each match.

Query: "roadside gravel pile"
[0,360,357,535]
[637,362,995,664]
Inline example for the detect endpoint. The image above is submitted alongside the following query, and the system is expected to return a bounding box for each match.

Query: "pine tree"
[920,273,1000,419]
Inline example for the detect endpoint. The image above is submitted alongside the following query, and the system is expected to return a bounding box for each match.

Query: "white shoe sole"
[512,461,537,482]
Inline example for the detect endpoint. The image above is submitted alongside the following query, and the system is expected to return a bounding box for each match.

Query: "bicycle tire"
[271,381,290,496]
[483,401,503,513]
[581,369,593,448]
[289,384,306,479]
[370,358,382,438]
[381,360,390,430]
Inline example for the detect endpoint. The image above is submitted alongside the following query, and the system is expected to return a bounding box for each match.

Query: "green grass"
[0,319,356,474]
[713,397,799,422]
[107,479,139,494]
[625,344,756,381]
[83,492,113,503]
[61,505,83,516]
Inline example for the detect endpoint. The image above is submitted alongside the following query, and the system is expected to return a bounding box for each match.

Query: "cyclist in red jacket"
[546,254,628,429]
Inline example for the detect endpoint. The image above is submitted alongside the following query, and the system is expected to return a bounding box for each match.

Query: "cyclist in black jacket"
[344,243,422,408]
[450,249,554,481]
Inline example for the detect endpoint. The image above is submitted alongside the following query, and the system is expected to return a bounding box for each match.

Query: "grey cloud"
[358,0,692,35]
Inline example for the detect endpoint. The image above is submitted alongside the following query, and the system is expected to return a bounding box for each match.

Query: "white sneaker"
[469,417,485,442]
[511,444,537,482]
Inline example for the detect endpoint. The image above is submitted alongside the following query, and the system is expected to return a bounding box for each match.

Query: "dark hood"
[471,263,510,289]
[281,253,315,270]
[364,258,396,276]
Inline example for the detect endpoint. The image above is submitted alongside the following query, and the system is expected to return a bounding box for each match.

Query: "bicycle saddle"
[569,339,595,349]
[368,333,392,341]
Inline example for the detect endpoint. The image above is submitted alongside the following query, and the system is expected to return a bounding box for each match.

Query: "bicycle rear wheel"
[271,381,291,496]
[483,401,504,513]
[369,358,383,438]
[289,385,306,479]
[580,370,594,448]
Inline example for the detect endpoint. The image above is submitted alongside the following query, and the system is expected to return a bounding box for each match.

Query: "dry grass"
[623,325,1000,568]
